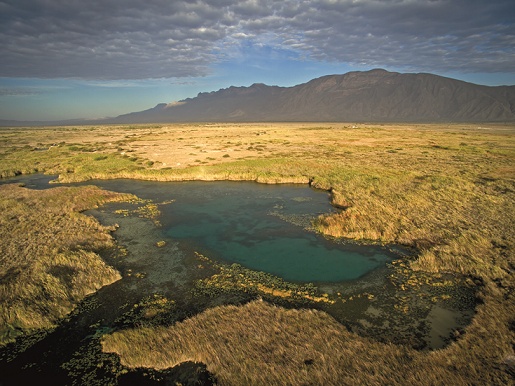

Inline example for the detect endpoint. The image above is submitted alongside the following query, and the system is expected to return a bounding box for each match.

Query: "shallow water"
[1,175,396,282]
[0,173,57,188]
[0,175,398,282]
[0,175,477,384]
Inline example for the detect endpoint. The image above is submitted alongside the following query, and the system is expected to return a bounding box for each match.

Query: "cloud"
[0,0,228,79]
[0,87,40,96]
[283,0,515,73]
[0,83,71,96]
[0,0,513,80]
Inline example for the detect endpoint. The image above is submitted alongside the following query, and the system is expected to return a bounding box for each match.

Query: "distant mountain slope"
[1,69,514,126]
[109,69,515,123]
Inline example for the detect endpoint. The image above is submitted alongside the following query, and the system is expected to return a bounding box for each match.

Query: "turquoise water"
[1,176,395,282]
[151,181,393,282]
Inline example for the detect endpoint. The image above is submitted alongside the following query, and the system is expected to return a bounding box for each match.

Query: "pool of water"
[1,175,394,283]
[148,181,393,283]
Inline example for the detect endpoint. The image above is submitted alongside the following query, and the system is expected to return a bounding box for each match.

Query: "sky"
[1,0,514,121]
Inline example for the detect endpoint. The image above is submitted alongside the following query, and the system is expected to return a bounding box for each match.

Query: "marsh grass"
[1,123,514,383]
[0,184,135,345]
[0,144,145,180]
[102,299,512,385]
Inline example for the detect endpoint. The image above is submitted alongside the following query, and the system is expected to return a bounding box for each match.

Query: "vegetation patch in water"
[114,294,177,329]
[113,198,174,227]
[193,252,336,304]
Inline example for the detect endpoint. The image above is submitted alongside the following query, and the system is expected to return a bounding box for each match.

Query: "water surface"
[0,176,394,283]
[151,181,392,282]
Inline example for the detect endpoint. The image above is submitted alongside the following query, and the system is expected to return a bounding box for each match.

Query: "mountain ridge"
[2,69,514,126]
[109,69,515,123]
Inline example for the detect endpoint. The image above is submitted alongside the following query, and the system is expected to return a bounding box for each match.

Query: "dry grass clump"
[315,168,514,276]
[102,299,512,385]
[102,300,402,385]
[0,184,134,345]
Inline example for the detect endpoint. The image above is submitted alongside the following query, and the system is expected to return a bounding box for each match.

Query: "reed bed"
[0,184,135,345]
[102,299,512,385]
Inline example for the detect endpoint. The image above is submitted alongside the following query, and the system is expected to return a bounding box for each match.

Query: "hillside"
[2,69,514,126]
[110,69,515,123]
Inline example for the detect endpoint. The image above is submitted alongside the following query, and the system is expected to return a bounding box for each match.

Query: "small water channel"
[0,175,477,385]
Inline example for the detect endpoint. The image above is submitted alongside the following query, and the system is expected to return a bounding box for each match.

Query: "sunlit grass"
[0,184,135,345]
[102,299,513,385]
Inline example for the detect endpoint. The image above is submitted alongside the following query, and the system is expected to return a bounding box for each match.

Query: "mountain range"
[3,69,515,125]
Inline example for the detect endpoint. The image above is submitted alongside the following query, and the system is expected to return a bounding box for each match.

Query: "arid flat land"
[0,122,514,384]
[2,122,513,172]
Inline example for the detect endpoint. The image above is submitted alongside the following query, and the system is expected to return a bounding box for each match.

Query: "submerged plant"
[193,252,335,304]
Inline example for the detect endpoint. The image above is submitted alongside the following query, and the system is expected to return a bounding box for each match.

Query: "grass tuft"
[102,299,513,385]
[0,184,135,345]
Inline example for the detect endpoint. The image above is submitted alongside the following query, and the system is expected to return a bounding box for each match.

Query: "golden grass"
[102,299,513,385]
[0,184,135,345]
[1,122,514,383]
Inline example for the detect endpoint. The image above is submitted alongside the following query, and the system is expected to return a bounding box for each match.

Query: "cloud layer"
[1,0,514,80]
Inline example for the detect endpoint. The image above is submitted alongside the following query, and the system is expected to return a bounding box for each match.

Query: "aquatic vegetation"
[114,294,176,329]
[193,252,335,304]
[114,200,163,226]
